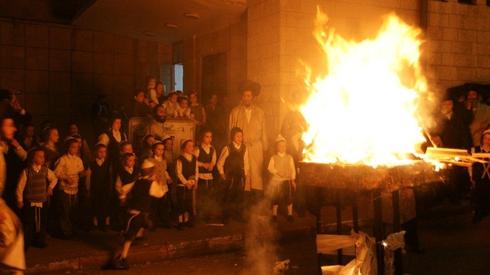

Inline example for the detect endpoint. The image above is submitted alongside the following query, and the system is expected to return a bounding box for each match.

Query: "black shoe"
[184,220,194,228]
[287,215,294,223]
[108,257,129,270]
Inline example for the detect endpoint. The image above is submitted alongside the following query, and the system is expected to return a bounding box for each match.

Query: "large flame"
[301,9,431,167]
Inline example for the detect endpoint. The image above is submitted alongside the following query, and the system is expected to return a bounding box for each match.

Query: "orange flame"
[301,9,431,167]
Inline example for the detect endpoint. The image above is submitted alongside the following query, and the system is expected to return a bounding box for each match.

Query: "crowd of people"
[0,78,302,271]
[0,77,488,271]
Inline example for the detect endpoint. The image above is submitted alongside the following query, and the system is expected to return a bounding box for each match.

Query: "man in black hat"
[229,80,268,206]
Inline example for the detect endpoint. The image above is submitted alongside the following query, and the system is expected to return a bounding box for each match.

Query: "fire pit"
[299,161,441,190]
[299,161,444,275]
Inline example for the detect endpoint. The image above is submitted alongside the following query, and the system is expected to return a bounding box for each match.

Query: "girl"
[267,135,296,222]
[87,144,112,231]
[175,140,198,229]
[195,129,216,221]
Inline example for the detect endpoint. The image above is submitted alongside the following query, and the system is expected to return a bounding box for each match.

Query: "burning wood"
[424,147,487,167]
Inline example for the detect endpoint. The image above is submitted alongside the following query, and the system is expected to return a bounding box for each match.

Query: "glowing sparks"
[301,9,431,167]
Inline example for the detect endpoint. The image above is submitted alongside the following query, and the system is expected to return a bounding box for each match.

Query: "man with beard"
[229,80,268,205]
[148,105,167,141]
[434,96,473,203]
[466,90,490,147]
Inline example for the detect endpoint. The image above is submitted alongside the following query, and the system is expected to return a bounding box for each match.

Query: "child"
[162,91,178,117]
[54,138,87,238]
[110,159,166,270]
[140,134,155,160]
[189,92,206,126]
[20,123,37,150]
[87,144,112,231]
[131,90,151,117]
[147,141,171,227]
[115,153,139,203]
[267,135,296,222]
[174,96,192,119]
[40,127,60,170]
[16,148,57,248]
[195,129,216,221]
[175,140,198,229]
[217,127,249,222]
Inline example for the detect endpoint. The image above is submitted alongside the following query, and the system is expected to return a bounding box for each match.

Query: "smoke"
[243,184,279,275]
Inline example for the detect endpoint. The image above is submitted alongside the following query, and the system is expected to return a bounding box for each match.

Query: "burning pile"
[301,9,432,167]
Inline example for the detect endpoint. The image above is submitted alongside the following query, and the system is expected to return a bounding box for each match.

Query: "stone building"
[0,0,489,141]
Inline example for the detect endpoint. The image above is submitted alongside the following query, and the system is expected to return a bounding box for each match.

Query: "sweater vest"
[178,155,196,185]
[272,154,293,180]
[197,145,214,174]
[224,144,246,178]
[25,166,49,203]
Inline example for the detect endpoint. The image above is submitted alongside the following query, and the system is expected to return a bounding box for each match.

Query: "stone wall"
[180,15,247,109]
[0,18,171,126]
[425,0,490,93]
[246,0,490,141]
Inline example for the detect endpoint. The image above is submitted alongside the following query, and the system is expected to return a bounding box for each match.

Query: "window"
[173,64,184,92]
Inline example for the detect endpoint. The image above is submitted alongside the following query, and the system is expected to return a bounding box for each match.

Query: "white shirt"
[54,154,85,195]
[267,152,296,182]
[244,107,252,123]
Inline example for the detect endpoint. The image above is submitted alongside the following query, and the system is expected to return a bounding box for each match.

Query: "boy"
[16,148,57,248]
[110,159,166,270]
[267,135,296,222]
[175,140,198,229]
[195,129,216,221]
[174,96,192,119]
[131,90,151,117]
[146,141,171,227]
[87,144,112,231]
[115,153,139,203]
[217,127,249,222]
[54,138,87,238]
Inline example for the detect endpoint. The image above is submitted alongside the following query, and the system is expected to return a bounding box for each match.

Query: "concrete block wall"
[425,0,490,93]
[246,0,490,141]
[181,15,247,108]
[0,18,170,127]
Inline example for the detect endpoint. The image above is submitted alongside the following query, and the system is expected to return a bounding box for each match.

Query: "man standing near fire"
[470,129,490,223]
[229,80,268,205]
